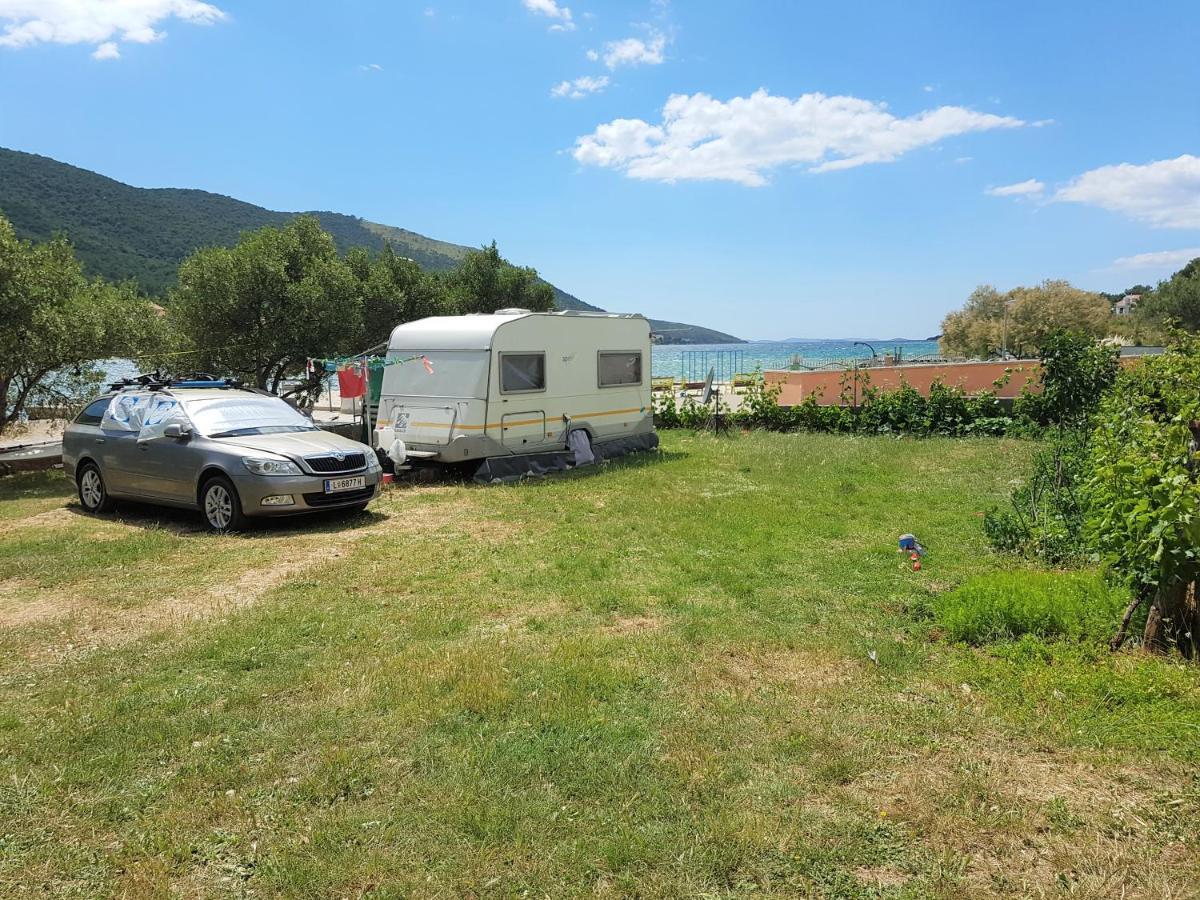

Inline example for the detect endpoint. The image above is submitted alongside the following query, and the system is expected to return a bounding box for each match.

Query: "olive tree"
[441,241,555,315]
[167,216,361,392]
[0,215,157,434]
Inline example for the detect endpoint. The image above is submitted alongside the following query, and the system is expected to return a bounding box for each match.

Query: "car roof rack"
[107,373,245,392]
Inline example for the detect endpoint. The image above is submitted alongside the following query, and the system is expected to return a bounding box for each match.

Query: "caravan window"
[598,351,643,387]
[500,353,546,393]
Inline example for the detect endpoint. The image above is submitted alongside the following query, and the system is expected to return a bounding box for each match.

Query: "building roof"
[386,310,646,351]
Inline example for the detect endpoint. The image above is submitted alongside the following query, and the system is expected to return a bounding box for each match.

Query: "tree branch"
[1110,587,1149,651]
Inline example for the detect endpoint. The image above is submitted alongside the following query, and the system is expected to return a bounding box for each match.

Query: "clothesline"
[308,354,435,400]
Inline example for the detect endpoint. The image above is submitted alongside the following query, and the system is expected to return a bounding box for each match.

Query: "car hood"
[214,431,369,461]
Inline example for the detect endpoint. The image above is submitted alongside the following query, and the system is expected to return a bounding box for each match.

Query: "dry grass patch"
[842,736,1200,897]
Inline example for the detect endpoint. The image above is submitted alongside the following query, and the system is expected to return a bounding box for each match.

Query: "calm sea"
[652,339,941,380]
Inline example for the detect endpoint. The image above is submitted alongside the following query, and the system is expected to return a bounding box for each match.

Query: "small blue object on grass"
[898,533,925,556]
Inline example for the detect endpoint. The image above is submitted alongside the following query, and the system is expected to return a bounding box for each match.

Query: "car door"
[132,399,204,503]
[96,391,155,498]
[95,422,140,496]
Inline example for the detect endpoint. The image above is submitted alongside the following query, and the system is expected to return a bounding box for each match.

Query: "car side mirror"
[163,423,191,439]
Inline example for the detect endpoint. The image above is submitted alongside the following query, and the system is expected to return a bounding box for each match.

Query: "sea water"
[651,339,941,379]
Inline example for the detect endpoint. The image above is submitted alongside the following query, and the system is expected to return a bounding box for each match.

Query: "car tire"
[77,463,114,514]
[200,475,247,533]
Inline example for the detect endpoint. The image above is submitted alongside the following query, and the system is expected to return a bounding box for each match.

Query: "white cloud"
[985,178,1044,198]
[572,89,1026,187]
[1054,155,1200,229]
[359,62,383,72]
[1111,247,1200,270]
[551,74,609,100]
[598,31,665,69]
[923,84,934,92]
[0,0,224,59]
[522,0,574,31]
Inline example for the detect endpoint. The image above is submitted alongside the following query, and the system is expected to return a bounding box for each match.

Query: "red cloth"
[337,364,366,399]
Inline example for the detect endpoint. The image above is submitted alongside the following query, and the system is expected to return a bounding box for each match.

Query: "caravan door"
[500,410,546,448]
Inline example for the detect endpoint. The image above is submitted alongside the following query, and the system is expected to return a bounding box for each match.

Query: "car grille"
[302,486,375,507]
[305,453,366,474]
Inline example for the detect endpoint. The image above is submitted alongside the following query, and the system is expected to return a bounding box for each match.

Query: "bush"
[719,371,1012,437]
[934,572,1128,644]
[983,428,1092,564]
[653,389,710,429]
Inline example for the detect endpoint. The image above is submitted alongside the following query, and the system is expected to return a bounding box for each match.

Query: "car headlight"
[242,457,301,476]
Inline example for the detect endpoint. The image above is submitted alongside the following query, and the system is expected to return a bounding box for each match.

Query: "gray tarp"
[473,431,659,484]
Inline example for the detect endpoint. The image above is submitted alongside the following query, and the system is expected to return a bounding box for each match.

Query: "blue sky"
[1,1,1197,339]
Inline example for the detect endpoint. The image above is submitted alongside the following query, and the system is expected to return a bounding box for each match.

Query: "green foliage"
[1011,331,1119,429]
[1137,256,1200,333]
[166,221,560,391]
[165,216,362,391]
[660,371,1013,437]
[984,429,1094,563]
[934,572,1128,644]
[440,241,555,315]
[0,215,159,432]
[735,371,791,430]
[940,280,1113,358]
[985,333,1119,563]
[1085,336,1200,594]
[345,245,450,349]
[652,389,710,429]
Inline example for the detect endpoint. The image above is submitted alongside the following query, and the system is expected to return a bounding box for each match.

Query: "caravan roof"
[387,310,647,352]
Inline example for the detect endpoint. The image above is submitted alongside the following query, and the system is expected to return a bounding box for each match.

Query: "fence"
[679,349,747,384]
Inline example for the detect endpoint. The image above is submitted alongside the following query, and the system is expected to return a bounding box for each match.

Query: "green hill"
[0,148,741,344]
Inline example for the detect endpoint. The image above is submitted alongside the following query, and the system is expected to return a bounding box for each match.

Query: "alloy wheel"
[80,469,103,510]
[204,484,233,530]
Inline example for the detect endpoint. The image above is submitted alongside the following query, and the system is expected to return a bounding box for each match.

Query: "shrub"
[1085,334,1200,655]
[934,572,1129,644]
[984,332,1118,564]
[736,371,792,431]
[983,428,1092,564]
[653,388,710,429]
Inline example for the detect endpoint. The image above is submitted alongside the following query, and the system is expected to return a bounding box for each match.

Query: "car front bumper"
[231,469,382,516]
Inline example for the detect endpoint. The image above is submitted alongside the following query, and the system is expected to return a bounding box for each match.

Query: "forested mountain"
[0,148,741,344]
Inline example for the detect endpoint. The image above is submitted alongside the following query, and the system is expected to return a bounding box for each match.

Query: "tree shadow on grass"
[496,447,689,488]
[64,497,388,538]
[0,469,74,503]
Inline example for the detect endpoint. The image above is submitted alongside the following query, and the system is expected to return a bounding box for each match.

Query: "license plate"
[395,412,410,432]
[324,475,365,494]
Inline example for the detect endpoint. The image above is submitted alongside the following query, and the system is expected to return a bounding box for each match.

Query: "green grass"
[932,571,1128,644]
[0,432,1196,897]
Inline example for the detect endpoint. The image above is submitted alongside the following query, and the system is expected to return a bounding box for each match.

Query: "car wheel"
[200,475,246,532]
[77,463,114,514]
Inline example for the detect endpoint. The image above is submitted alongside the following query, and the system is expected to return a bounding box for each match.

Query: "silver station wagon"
[62,380,381,531]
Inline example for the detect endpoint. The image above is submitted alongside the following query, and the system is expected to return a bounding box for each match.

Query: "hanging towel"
[338,364,366,399]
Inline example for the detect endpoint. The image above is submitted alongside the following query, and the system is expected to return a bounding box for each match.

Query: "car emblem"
[333,451,345,461]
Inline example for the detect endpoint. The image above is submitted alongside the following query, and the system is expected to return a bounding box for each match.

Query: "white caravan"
[373,309,658,480]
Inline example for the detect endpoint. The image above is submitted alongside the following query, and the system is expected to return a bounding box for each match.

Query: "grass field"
[0,432,1197,898]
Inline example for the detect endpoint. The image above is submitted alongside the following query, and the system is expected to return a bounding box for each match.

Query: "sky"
[0,1,1198,340]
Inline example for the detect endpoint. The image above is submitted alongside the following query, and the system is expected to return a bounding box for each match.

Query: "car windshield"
[181,396,318,438]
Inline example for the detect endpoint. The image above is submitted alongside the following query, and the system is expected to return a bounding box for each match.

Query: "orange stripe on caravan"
[408,407,647,431]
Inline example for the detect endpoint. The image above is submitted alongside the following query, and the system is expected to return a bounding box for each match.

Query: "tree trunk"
[1143,578,1200,658]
